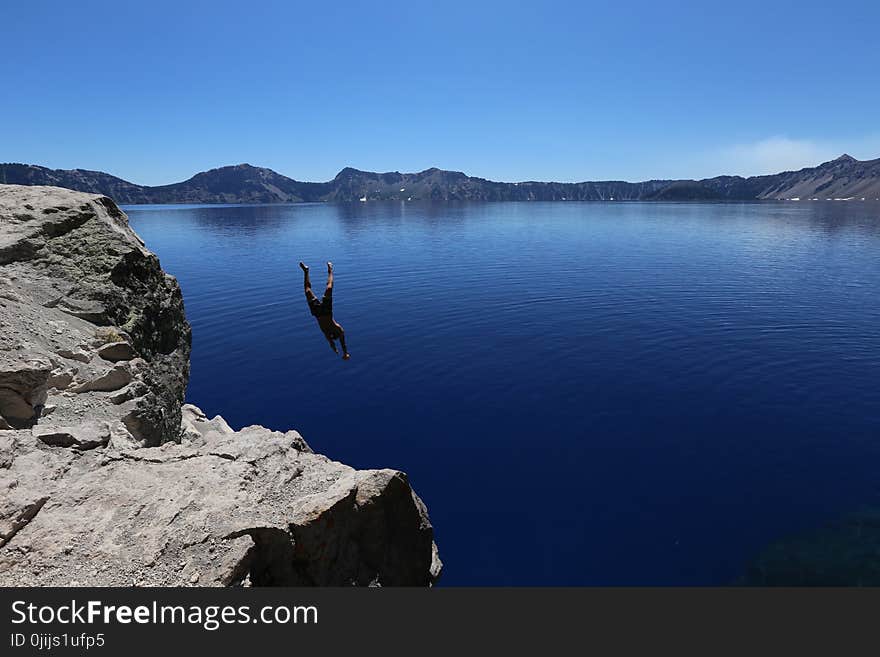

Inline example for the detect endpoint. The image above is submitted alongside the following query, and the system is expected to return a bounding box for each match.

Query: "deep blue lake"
[126,200,880,585]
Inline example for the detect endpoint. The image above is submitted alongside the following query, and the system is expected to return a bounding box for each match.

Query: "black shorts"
[308,289,332,317]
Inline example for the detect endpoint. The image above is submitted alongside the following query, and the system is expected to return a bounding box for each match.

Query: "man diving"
[300,261,350,360]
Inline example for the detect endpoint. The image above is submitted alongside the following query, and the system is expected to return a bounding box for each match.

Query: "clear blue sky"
[4,0,879,185]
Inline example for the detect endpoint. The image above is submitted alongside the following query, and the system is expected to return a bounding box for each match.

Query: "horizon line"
[2,152,875,189]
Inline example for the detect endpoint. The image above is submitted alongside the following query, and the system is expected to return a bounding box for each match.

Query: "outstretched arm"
[338,329,350,359]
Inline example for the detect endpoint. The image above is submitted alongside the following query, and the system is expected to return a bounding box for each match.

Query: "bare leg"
[300,262,312,295]
[325,261,333,296]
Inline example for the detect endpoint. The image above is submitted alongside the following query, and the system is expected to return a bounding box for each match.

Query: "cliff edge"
[0,185,441,586]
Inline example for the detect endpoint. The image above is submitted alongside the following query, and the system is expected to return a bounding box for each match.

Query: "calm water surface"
[126,201,880,585]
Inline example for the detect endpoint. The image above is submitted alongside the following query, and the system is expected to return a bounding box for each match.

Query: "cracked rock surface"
[0,185,440,586]
[0,185,190,443]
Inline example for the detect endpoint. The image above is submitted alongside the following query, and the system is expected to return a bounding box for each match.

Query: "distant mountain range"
[2,155,879,205]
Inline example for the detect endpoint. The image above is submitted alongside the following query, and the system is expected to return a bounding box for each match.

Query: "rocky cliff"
[0,185,440,586]
[3,155,880,204]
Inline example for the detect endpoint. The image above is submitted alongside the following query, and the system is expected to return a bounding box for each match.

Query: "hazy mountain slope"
[647,155,880,201]
[0,164,150,203]
[3,155,879,204]
[753,155,880,200]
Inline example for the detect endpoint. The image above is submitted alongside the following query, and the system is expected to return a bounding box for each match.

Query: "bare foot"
[299,262,309,272]
[327,261,333,272]
[342,353,351,360]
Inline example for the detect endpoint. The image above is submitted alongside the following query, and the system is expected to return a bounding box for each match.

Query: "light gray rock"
[107,381,147,405]
[47,366,76,390]
[0,355,53,428]
[0,185,190,443]
[181,403,234,441]
[55,347,91,363]
[0,408,440,586]
[56,297,107,323]
[33,421,111,450]
[0,497,49,549]
[97,341,136,362]
[72,362,135,393]
[0,185,440,587]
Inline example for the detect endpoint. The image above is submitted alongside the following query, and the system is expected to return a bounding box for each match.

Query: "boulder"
[97,340,136,362]
[72,362,134,393]
[181,403,234,441]
[33,421,111,450]
[55,347,91,363]
[47,366,76,390]
[0,355,53,428]
[0,408,440,586]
